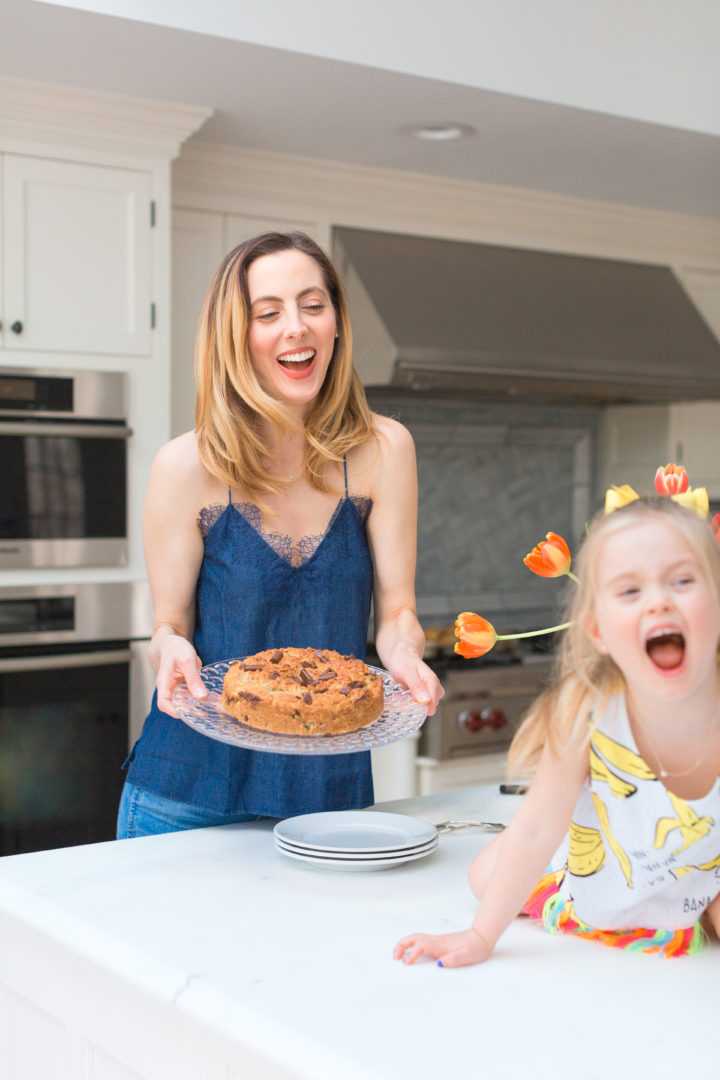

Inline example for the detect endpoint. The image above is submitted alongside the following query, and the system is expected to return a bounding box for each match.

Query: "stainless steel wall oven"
[418,654,554,761]
[0,583,150,855]
[0,368,129,569]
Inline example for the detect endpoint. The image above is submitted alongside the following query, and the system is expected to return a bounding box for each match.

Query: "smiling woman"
[118,231,443,838]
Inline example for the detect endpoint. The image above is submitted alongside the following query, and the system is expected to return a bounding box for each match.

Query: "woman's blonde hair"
[509,496,720,777]
[194,231,375,500]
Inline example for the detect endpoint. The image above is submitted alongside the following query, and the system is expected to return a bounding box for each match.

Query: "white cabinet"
[171,209,224,434]
[2,155,152,356]
[602,403,720,499]
[415,752,510,796]
[668,402,720,499]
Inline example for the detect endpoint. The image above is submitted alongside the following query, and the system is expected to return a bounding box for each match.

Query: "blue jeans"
[117,781,262,839]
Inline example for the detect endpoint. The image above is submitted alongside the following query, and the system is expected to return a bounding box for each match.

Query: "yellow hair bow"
[604,483,709,518]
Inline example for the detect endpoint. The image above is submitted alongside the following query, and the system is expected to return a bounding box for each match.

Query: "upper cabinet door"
[3,155,152,356]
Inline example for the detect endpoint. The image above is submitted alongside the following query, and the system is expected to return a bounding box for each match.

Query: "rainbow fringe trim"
[523,872,707,958]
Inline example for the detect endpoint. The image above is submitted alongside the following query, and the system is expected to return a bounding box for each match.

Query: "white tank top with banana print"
[550,693,720,931]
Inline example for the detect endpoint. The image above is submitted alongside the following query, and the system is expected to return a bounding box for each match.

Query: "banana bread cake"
[221,646,384,736]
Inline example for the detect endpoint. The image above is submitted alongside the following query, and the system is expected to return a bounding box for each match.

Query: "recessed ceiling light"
[399,122,475,142]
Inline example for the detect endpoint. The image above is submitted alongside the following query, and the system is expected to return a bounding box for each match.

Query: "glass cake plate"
[171,659,428,755]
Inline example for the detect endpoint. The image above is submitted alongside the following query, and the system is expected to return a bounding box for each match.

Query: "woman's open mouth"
[646,628,685,671]
[277,348,317,379]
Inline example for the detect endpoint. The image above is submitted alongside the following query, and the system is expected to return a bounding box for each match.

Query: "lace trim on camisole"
[197,495,372,567]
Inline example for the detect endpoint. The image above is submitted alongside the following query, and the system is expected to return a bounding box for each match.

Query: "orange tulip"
[523,532,572,578]
[655,462,689,496]
[454,612,497,659]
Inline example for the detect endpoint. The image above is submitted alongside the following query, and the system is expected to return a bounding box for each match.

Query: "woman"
[118,231,443,837]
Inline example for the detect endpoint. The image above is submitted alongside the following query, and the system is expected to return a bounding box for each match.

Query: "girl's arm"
[705,892,720,939]
[395,732,590,967]
[365,417,444,715]
[142,435,207,716]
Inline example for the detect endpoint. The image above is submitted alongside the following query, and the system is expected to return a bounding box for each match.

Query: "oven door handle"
[0,649,132,673]
[0,422,132,438]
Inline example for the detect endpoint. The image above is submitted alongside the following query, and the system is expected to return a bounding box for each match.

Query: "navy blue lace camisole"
[124,463,374,816]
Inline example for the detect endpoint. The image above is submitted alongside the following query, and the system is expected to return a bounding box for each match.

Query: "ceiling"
[3,0,720,220]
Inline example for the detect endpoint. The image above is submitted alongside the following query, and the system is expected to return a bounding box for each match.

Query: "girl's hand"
[155,634,207,716]
[385,644,444,716]
[394,928,493,968]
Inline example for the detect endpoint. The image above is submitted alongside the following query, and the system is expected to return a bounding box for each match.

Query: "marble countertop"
[0,785,717,1080]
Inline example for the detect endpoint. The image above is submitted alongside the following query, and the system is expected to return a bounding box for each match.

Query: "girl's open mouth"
[646,629,685,671]
[277,349,316,379]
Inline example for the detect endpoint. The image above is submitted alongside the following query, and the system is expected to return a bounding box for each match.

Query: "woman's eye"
[255,310,279,321]
[303,302,325,314]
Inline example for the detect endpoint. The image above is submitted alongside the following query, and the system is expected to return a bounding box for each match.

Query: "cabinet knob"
[10,320,23,334]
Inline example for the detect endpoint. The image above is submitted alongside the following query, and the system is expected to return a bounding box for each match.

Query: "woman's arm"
[395,733,590,966]
[364,417,444,716]
[142,434,207,716]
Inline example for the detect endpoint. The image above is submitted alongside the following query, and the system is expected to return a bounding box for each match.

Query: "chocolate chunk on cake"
[221,647,384,736]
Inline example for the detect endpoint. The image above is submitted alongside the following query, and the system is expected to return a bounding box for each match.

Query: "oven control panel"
[418,660,554,760]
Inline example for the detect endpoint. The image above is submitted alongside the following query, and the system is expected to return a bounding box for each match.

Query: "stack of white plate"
[273,811,438,871]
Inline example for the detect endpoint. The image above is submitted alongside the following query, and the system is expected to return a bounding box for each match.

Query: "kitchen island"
[0,784,716,1080]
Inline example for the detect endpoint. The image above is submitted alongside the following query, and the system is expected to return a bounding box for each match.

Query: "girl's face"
[585,517,720,701]
[246,249,337,416]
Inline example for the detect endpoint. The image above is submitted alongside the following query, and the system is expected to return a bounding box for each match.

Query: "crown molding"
[173,140,720,266]
[0,76,212,162]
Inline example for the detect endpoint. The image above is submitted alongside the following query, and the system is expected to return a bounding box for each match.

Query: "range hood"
[334,227,720,404]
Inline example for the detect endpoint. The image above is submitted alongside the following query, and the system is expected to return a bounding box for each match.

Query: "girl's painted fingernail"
[437,960,444,968]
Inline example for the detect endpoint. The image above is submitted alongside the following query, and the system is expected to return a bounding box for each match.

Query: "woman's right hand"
[155,633,207,716]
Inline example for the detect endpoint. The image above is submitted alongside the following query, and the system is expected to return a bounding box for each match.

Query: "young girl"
[395,496,720,965]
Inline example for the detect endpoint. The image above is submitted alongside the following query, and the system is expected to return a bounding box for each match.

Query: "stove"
[418,656,554,760]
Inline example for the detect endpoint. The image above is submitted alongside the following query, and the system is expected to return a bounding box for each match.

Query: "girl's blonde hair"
[194,232,375,500]
[509,496,720,777]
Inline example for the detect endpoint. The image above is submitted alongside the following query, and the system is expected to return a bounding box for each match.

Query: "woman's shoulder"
[360,413,415,470]
[370,412,414,449]
[346,413,415,499]
[148,431,224,506]
[151,429,199,469]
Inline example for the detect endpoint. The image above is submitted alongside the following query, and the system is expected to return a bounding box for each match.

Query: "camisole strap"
[343,455,348,497]
[228,488,233,505]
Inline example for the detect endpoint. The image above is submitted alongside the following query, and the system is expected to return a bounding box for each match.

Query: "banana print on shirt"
[542,695,720,944]
[575,730,716,889]
[591,729,656,793]
[655,791,714,855]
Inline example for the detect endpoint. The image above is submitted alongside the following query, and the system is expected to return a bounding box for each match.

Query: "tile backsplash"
[367,391,602,633]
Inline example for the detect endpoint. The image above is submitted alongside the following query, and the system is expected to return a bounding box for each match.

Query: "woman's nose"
[283,307,306,337]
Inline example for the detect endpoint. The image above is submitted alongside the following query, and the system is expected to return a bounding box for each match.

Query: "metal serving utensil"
[434,819,505,834]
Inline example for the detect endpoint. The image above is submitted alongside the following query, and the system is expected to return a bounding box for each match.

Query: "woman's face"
[246,249,337,416]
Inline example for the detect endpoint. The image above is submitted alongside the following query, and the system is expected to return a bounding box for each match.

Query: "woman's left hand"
[385,643,444,716]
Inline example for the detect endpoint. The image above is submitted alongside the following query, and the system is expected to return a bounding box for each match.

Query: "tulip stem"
[567,571,580,584]
[496,621,572,642]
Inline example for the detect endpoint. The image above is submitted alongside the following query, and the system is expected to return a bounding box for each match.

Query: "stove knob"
[481,707,508,730]
[457,709,485,733]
